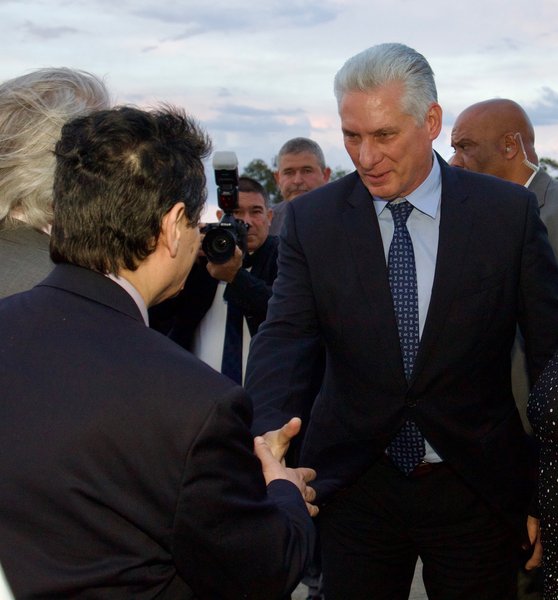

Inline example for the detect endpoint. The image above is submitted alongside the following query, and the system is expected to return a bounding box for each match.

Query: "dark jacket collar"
[38,263,144,323]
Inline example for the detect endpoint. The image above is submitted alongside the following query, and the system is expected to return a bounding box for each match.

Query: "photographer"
[150,176,277,384]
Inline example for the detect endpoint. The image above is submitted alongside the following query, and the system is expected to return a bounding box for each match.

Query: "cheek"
[249,222,264,236]
[344,143,361,164]
[304,173,321,185]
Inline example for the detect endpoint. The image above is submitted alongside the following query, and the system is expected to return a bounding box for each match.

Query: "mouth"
[363,170,390,184]
[288,186,308,195]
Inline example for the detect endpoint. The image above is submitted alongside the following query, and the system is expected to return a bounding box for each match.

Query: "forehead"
[339,83,411,128]
[278,151,322,172]
[452,108,489,140]
[238,191,266,209]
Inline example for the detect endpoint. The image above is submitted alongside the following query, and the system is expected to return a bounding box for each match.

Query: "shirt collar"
[106,273,149,326]
[372,153,441,219]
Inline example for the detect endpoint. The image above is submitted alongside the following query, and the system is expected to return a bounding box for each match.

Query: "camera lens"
[202,228,236,264]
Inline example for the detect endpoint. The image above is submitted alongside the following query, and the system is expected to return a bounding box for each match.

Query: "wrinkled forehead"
[278,151,323,172]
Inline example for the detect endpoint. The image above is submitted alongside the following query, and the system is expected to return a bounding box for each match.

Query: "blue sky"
[2,0,558,211]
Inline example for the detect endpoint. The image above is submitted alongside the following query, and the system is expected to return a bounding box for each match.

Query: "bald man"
[451,99,558,251]
[452,99,558,598]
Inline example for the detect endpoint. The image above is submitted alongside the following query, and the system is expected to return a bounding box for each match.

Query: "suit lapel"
[412,163,474,381]
[529,169,548,209]
[342,177,404,383]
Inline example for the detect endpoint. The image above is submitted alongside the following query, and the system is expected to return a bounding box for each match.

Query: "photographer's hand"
[206,246,243,283]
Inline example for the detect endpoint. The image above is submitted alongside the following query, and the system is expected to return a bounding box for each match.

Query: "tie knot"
[387,200,414,226]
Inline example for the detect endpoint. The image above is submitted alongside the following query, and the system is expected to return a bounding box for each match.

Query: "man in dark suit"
[451,98,558,428]
[0,106,316,599]
[245,43,558,599]
[150,176,278,384]
[451,98,558,599]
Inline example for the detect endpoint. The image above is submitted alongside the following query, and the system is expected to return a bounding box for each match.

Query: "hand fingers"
[305,502,319,517]
[525,541,543,570]
[297,467,317,483]
[278,417,302,444]
[526,515,540,545]
[303,485,316,503]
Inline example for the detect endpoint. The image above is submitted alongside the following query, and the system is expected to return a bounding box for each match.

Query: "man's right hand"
[254,435,318,517]
[261,417,302,464]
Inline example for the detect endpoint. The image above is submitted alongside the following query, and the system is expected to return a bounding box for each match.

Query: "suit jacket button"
[406,399,417,408]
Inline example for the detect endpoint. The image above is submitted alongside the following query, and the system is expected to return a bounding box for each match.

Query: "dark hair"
[51,105,212,273]
[238,176,270,208]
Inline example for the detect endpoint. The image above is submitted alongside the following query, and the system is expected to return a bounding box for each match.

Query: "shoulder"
[272,200,287,214]
[533,169,558,203]
[288,171,361,217]
[442,161,536,212]
[259,235,279,256]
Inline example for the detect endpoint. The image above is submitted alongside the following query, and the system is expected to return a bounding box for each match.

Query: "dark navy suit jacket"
[247,155,558,534]
[0,263,313,599]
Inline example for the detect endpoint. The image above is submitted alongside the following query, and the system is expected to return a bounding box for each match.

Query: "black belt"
[409,461,445,478]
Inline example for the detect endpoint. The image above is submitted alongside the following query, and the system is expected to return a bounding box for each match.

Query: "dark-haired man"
[150,176,278,385]
[0,106,315,599]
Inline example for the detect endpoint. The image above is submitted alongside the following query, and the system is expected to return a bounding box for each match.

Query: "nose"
[358,138,382,170]
[293,170,304,184]
[449,151,464,168]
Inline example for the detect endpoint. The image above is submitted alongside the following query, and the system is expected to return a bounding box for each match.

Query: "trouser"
[319,456,520,600]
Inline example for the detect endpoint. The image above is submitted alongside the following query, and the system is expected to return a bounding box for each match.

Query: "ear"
[323,167,332,183]
[160,202,185,259]
[426,102,443,141]
[273,171,281,185]
[503,132,519,159]
[216,209,224,220]
[267,208,273,223]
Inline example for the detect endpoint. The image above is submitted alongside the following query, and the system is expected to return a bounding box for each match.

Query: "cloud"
[528,87,558,126]
[133,0,338,38]
[481,37,523,53]
[23,20,79,40]
[204,103,310,134]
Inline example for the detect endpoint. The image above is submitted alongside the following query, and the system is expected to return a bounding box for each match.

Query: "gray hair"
[333,43,438,125]
[277,137,326,170]
[0,67,110,231]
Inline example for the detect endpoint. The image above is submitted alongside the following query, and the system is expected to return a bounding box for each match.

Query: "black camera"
[201,151,249,264]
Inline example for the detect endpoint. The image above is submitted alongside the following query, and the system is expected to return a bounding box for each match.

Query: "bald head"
[451,99,538,184]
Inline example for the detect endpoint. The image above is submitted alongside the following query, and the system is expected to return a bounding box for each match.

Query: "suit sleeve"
[172,385,314,600]
[245,202,325,436]
[518,194,558,385]
[223,238,279,333]
[223,267,274,326]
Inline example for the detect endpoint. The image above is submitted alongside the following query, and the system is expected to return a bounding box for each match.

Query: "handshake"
[254,417,319,517]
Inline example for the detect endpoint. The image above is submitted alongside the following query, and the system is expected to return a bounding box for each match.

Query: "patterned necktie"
[221,301,243,384]
[385,200,425,474]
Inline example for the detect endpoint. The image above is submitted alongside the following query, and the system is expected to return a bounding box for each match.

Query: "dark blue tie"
[386,200,425,474]
[221,301,243,384]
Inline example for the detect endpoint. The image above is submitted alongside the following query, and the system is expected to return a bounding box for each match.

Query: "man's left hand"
[206,246,243,283]
[524,515,542,570]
